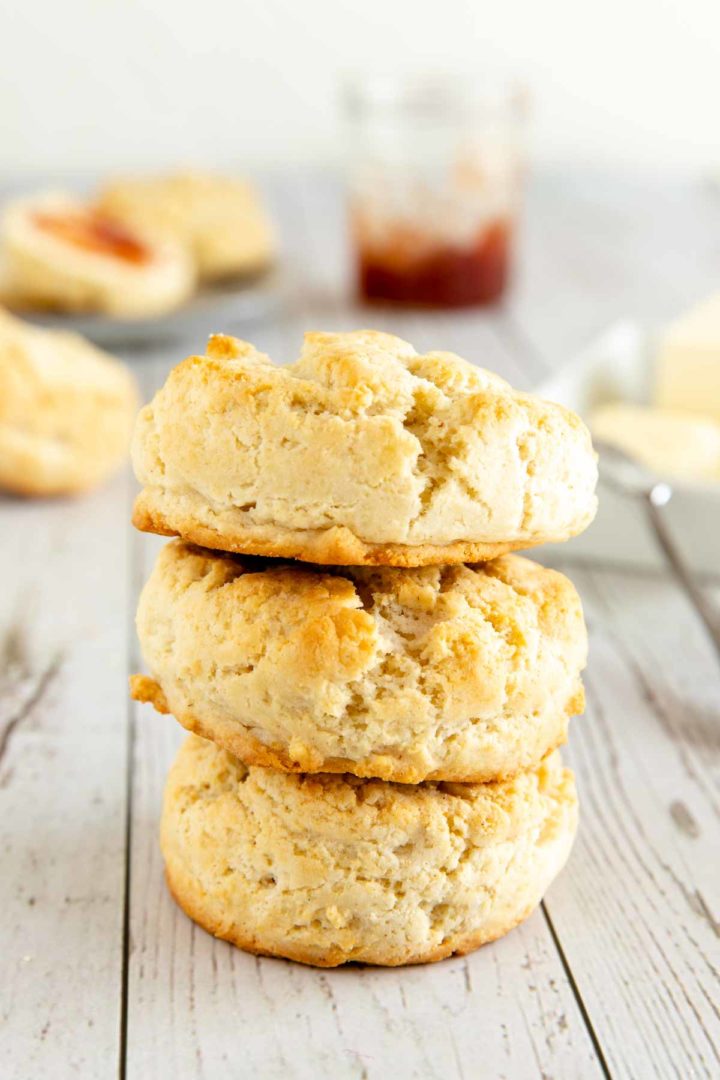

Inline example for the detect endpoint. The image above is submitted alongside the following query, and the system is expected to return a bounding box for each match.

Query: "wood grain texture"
[545,563,720,1080]
[0,472,133,1079]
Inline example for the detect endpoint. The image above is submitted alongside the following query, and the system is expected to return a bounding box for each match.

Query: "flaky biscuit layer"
[133,542,586,783]
[132,330,597,565]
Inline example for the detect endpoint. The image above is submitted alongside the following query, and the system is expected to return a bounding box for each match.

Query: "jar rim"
[342,70,528,123]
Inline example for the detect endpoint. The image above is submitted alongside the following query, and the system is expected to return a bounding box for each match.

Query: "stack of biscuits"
[130,330,597,968]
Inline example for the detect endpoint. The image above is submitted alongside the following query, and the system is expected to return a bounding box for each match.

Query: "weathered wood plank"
[0,470,133,1079]
[543,561,720,1080]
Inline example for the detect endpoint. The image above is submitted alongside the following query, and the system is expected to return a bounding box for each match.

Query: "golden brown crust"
[132,542,587,783]
[131,330,598,564]
[132,493,538,567]
[160,736,578,967]
[129,673,170,712]
[164,864,536,968]
[132,672,574,783]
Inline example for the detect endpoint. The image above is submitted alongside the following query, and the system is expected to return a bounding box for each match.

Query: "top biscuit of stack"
[132,330,597,567]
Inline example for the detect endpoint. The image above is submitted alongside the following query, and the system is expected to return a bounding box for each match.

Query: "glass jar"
[343,73,526,308]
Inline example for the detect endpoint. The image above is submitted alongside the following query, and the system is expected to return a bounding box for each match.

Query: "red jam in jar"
[33,210,151,265]
[357,219,511,307]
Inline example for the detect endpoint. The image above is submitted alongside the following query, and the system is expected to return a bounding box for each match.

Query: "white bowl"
[537,321,720,578]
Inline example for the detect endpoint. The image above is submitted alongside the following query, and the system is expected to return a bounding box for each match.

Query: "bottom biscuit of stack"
[161,734,577,968]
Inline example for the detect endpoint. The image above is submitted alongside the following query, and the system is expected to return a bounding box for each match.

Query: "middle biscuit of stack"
[131,329,596,967]
[132,544,586,784]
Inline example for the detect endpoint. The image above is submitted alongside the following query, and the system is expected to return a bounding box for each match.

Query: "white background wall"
[2,0,720,178]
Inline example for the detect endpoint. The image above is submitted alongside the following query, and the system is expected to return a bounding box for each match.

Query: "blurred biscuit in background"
[0,308,138,496]
[0,191,194,318]
[97,170,276,282]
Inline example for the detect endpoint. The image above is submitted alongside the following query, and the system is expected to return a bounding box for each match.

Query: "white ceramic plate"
[537,321,720,577]
[17,270,284,349]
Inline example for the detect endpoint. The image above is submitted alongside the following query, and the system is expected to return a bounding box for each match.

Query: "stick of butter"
[655,294,720,422]
[591,402,720,484]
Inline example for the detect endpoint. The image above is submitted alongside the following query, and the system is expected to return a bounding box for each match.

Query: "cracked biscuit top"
[132,330,598,566]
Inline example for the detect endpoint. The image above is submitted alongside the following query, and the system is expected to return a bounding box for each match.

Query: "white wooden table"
[1,170,719,1080]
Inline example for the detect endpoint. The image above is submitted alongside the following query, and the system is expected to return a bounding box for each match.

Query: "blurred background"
[2,0,719,569]
[2,0,720,178]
